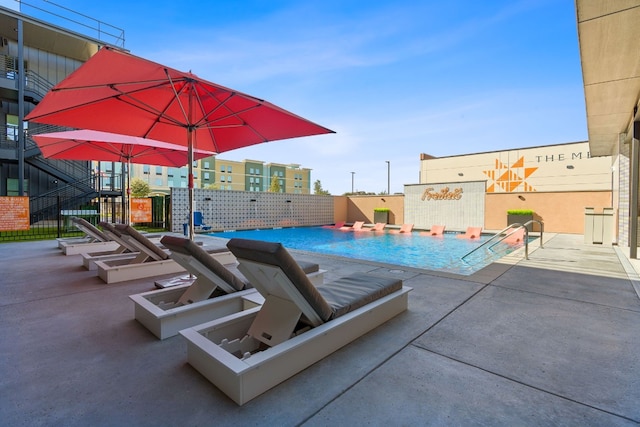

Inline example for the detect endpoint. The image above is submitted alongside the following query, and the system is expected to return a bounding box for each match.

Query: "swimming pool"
[209,227,524,275]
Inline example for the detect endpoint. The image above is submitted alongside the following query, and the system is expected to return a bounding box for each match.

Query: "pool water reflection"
[209,227,524,276]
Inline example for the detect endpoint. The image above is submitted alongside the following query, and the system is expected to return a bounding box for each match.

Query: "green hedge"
[507,209,534,215]
[374,207,391,212]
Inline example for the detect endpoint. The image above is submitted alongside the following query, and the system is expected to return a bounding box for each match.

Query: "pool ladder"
[461,220,544,265]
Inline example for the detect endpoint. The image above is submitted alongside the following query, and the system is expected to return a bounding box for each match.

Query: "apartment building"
[128,157,311,195]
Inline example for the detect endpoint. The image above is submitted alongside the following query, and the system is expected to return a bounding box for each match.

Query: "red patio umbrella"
[32,129,215,166]
[32,129,215,223]
[25,46,334,238]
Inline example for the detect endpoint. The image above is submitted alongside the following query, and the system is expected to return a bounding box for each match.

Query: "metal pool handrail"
[461,220,544,263]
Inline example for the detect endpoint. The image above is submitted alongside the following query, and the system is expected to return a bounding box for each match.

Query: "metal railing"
[0,54,55,94]
[7,0,125,48]
[0,194,169,242]
[461,220,544,265]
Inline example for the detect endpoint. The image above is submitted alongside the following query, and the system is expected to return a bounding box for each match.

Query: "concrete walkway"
[0,233,638,426]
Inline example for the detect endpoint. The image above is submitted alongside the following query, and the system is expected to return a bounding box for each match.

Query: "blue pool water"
[209,227,523,275]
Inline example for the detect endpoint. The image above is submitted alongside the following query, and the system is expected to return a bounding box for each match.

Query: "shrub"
[507,209,534,215]
[374,207,391,212]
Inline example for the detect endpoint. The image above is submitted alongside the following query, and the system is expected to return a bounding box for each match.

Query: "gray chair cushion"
[114,224,169,260]
[316,274,402,319]
[227,238,334,322]
[99,221,122,237]
[226,238,403,322]
[72,217,109,242]
[161,235,246,292]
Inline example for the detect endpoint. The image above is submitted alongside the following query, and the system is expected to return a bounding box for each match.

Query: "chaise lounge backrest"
[226,238,403,339]
[71,217,110,242]
[99,222,138,252]
[114,224,169,261]
[161,235,247,298]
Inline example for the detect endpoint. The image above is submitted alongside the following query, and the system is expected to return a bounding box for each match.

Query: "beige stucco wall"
[343,195,404,225]
[421,142,613,193]
[333,196,348,224]
[485,191,612,234]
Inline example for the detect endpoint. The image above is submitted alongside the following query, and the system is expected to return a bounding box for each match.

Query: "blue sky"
[12,0,587,195]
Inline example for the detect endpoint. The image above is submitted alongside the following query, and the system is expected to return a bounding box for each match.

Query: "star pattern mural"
[484,156,538,193]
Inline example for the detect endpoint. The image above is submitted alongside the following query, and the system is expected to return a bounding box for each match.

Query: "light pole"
[350,171,355,193]
[385,160,390,194]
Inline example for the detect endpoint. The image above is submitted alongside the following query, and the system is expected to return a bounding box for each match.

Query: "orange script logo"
[421,187,463,201]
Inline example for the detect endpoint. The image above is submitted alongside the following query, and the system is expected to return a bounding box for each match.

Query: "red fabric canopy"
[25,47,333,154]
[25,46,333,237]
[32,129,214,167]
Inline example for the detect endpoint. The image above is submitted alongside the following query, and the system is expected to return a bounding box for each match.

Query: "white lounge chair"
[130,235,325,339]
[80,222,163,270]
[129,236,260,339]
[57,217,120,255]
[180,238,411,405]
[94,224,234,284]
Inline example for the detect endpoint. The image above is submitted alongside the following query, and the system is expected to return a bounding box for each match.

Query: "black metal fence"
[0,195,170,243]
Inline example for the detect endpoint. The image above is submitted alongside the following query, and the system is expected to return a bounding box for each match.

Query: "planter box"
[507,214,535,231]
[374,211,389,224]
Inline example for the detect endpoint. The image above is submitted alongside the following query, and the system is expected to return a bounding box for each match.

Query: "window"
[155,178,163,186]
[221,165,226,172]
[6,115,18,141]
[228,165,232,173]
[155,166,163,175]
[220,176,226,182]
[7,179,28,196]
[255,178,260,184]
[204,172,210,180]
[249,167,254,174]
[204,161,210,169]
[227,175,232,183]
[143,165,150,174]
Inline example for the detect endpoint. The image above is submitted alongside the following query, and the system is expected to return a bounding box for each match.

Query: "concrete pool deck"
[0,233,639,426]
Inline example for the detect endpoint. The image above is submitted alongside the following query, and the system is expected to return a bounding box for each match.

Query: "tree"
[204,183,219,190]
[314,179,330,195]
[269,174,281,192]
[130,177,150,197]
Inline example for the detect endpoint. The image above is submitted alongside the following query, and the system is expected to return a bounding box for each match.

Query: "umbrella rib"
[108,82,190,130]
[192,86,270,147]
[165,69,191,126]
[191,88,236,152]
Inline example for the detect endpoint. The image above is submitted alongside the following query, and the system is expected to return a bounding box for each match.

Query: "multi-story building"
[128,157,311,195]
[1,2,124,216]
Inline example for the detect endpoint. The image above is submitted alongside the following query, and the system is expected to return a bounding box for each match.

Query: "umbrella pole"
[188,128,194,241]
[127,159,131,224]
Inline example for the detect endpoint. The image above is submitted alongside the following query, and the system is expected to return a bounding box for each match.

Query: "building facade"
[1,2,125,224]
[128,157,312,195]
[412,141,613,235]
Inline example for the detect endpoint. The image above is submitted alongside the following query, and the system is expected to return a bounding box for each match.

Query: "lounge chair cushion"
[99,221,122,237]
[72,217,109,242]
[115,224,169,260]
[161,235,246,292]
[316,274,402,319]
[227,238,334,322]
[296,260,319,274]
[226,238,402,322]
